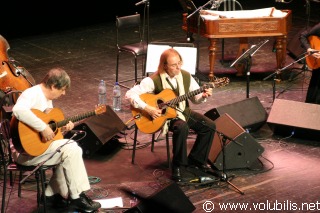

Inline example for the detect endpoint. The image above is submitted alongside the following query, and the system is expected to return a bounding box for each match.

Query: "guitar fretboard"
[49,111,96,129]
[167,84,213,107]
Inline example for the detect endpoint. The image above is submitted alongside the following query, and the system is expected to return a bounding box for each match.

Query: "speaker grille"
[205,96,267,132]
[209,113,264,170]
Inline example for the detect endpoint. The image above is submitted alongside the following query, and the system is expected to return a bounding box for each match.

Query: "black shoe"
[188,158,212,172]
[41,194,69,209]
[172,165,182,182]
[70,192,101,212]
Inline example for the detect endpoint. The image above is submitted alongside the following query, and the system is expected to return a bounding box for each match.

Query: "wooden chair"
[0,119,57,213]
[131,126,171,169]
[115,13,148,88]
[0,90,22,121]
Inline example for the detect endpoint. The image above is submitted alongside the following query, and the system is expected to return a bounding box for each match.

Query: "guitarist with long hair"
[11,68,101,212]
[300,22,320,104]
[125,48,216,182]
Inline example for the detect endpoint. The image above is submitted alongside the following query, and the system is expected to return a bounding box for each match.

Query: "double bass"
[0,34,35,93]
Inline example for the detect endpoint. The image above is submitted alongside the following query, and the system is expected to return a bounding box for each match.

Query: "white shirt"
[12,85,53,132]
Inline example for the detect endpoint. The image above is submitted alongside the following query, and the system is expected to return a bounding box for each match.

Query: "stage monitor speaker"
[287,27,309,61]
[124,182,195,213]
[267,99,320,140]
[208,113,265,170]
[65,105,126,157]
[204,96,267,132]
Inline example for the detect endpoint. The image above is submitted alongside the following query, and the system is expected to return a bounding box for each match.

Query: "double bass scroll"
[0,34,35,93]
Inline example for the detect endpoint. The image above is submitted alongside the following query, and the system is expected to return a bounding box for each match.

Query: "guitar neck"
[49,110,96,129]
[167,84,213,107]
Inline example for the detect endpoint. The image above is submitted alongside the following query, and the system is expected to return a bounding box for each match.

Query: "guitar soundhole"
[157,99,167,115]
[48,120,57,132]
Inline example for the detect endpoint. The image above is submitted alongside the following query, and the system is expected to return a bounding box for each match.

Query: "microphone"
[70,130,85,134]
[310,50,320,54]
[15,66,26,77]
[126,124,136,130]
[210,0,219,9]
[135,0,147,6]
[199,176,215,182]
[133,114,141,119]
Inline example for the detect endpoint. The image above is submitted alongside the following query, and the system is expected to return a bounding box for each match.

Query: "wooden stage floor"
[1,1,320,212]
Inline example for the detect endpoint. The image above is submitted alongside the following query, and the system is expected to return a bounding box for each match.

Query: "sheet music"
[146,44,197,75]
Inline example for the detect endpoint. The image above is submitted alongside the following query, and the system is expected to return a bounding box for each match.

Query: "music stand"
[230,39,269,98]
[187,0,214,80]
[263,52,311,101]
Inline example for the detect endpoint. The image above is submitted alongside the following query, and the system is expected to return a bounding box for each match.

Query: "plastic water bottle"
[98,80,107,105]
[113,82,121,111]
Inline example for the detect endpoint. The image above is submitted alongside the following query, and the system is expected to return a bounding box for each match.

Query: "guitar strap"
[165,78,179,95]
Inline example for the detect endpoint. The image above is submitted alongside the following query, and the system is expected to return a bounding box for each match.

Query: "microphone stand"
[169,105,244,194]
[187,0,214,79]
[263,52,310,102]
[217,132,244,195]
[16,67,35,86]
[20,133,79,184]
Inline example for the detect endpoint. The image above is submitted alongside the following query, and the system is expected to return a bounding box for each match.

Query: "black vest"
[150,70,192,119]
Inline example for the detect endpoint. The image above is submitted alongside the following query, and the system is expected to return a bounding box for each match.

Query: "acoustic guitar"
[131,77,230,134]
[306,35,320,70]
[10,105,106,156]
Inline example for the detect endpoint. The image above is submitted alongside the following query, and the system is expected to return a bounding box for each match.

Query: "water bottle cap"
[115,82,119,85]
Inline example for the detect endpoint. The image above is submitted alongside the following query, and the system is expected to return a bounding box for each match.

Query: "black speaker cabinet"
[209,113,265,170]
[267,99,320,140]
[65,105,126,157]
[124,182,195,213]
[204,96,267,132]
[287,27,309,61]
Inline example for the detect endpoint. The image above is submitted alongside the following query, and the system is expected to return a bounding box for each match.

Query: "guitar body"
[306,35,320,70]
[131,77,230,134]
[11,108,65,157]
[131,89,177,134]
[10,105,106,156]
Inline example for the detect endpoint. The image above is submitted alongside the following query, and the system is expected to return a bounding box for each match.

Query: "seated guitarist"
[125,48,216,182]
[11,68,101,212]
[300,22,320,104]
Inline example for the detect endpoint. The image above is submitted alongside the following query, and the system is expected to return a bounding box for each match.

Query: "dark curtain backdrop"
[1,0,308,39]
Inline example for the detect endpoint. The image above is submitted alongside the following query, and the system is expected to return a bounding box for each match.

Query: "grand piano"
[182,7,292,80]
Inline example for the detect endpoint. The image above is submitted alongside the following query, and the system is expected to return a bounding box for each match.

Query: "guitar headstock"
[95,104,107,115]
[209,77,230,88]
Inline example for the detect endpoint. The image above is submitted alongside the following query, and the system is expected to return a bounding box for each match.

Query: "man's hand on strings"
[202,87,213,98]
[61,121,74,132]
[41,126,56,142]
[145,105,162,119]
[308,48,320,59]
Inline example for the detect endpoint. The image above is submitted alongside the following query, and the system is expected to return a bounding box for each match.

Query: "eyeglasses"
[166,61,183,68]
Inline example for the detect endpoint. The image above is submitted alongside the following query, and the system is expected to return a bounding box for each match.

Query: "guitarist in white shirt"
[300,22,320,104]
[125,48,216,182]
[11,68,101,212]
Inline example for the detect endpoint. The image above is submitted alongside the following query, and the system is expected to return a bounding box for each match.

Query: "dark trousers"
[169,110,216,167]
[306,68,320,104]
